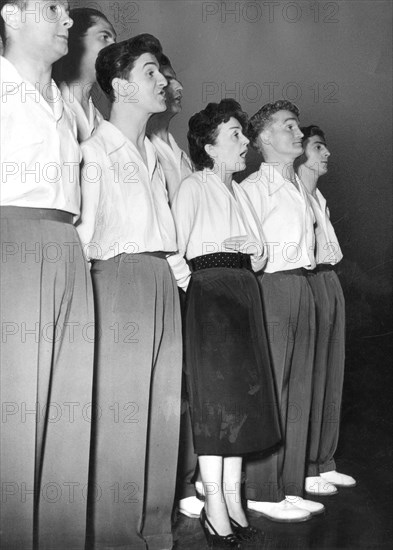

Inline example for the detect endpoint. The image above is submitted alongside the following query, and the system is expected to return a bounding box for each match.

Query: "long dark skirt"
[184,266,281,456]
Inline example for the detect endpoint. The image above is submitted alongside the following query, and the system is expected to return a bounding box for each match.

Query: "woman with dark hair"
[296,126,356,496]
[52,7,116,141]
[171,99,281,548]
[77,35,188,550]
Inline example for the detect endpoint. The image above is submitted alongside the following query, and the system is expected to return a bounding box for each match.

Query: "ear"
[1,2,23,32]
[258,128,271,148]
[204,143,217,160]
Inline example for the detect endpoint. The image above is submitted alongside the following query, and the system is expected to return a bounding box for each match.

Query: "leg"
[142,263,182,550]
[198,456,232,536]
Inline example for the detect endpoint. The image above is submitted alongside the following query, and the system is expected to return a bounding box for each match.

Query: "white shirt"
[77,121,190,288]
[150,132,193,204]
[171,169,267,275]
[241,163,316,273]
[307,189,343,265]
[60,82,103,143]
[0,56,81,214]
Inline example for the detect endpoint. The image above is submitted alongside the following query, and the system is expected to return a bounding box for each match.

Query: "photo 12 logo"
[202,1,340,24]
[202,81,339,104]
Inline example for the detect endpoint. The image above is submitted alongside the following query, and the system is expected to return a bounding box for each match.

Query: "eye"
[49,3,59,12]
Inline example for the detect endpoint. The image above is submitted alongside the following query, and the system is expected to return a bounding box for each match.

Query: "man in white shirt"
[241,100,323,521]
[147,54,193,204]
[0,1,94,548]
[296,125,356,495]
[77,35,188,550]
[147,53,201,520]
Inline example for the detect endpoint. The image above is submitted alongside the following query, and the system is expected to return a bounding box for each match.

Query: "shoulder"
[241,168,267,191]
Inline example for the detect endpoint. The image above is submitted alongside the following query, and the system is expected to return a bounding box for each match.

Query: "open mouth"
[240,150,247,158]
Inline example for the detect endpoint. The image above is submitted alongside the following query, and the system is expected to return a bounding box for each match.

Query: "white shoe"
[178,496,204,518]
[247,499,312,523]
[320,470,357,487]
[285,495,325,515]
[305,476,338,496]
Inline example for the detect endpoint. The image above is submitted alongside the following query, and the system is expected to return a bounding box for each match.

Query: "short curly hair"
[96,33,162,103]
[188,99,248,170]
[248,99,300,150]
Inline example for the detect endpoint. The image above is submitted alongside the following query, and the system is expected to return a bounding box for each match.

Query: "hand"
[222,235,249,252]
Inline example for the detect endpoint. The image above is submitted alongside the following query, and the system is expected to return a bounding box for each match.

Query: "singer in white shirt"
[241,100,322,522]
[77,35,184,550]
[147,54,193,203]
[296,125,356,495]
[0,2,94,548]
[172,99,280,546]
[52,7,116,142]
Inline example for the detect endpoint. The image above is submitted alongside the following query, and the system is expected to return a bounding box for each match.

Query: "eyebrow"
[143,62,159,69]
[283,117,298,123]
[313,140,326,146]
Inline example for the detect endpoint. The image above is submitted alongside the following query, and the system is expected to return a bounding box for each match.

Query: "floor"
[172,319,393,549]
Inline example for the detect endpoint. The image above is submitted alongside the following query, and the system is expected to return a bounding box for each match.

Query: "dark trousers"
[245,271,316,501]
[175,289,198,501]
[306,269,345,476]
[1,210,94,549]
[87,254,182,550]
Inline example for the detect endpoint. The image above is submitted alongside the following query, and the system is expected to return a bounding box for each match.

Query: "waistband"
[309,264,336,274]
[190,252,252,272]
[0,206,73,224]
[265,267,311,276]
[93,251,168,264]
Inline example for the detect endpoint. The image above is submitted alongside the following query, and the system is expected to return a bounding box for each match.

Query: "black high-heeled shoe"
[199,508,241,549]
[229,516,263,543]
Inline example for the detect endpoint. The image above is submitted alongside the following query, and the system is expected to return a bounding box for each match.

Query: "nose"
[296,127,304,139]
[174,79,183,93]
[243,134,250,146]
[62,9,73,28]
[158,72,168,88]
[325,148,331,157]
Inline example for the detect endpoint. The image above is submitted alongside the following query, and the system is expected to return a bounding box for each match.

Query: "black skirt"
[184,254,281,456]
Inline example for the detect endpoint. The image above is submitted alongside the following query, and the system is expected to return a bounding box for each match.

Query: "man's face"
[81,17,116,80]
[161,65,183,115]
[261,110,304,159]
[123,52,167,115]
[303,135,331,177]
[17,0,73,63]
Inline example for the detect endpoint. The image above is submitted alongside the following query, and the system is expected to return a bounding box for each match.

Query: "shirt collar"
[99,121,159,179]
[0,56,64,120]
[259,163,293,195]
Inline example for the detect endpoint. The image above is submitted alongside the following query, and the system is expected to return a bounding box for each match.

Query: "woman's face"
[125,53,168,114]
[81,17,116,79]
[207,117,249,173]
[303,135,331,176]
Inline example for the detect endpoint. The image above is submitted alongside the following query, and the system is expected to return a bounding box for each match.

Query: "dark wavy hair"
[95,33,162,103]
[159,53,172,71]
[248,99,300,150]
[188,99,248,170]
[294,125,326,171]
[52,8,114,84]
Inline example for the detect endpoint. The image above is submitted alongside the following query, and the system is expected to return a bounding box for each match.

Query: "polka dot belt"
[190,252,252,272]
